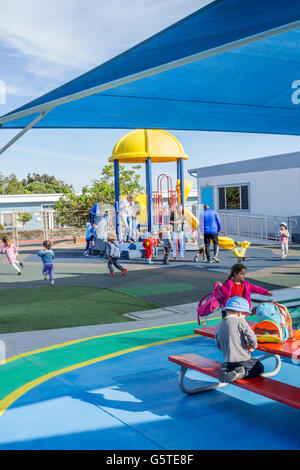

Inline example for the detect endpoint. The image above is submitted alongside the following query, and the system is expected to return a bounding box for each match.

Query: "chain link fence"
[0,208,116,248]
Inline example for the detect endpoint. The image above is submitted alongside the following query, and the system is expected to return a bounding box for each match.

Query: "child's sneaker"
[108,273,116,277]
[20,262,24,269]
[17,272,21,275]
[218,366,245,384]
[50,280,54,285]
[212,256,220,263]
[122,268,127,276]
[193,256,199,262]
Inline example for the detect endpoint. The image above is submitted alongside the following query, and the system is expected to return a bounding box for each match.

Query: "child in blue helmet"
[215,296,264,383]
[83,222,96,256]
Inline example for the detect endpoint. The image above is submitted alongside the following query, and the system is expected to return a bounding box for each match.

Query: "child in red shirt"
[143,233,154,264]
[217,263,273,318]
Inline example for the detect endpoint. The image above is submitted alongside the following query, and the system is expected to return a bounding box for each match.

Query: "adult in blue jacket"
[90,199,102,225]
[199,205,221,263]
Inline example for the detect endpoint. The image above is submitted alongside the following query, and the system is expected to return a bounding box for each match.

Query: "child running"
[217,263,273,317]
[1,236,24,275]
[216,296,264,383]
[38,240,55,285]
[107,233,127,277]
[279,222,289,260]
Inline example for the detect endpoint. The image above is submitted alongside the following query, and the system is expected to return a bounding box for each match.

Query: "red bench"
[169,353,300,410]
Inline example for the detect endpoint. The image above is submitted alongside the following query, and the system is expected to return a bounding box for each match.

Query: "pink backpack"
[197,283,222,325]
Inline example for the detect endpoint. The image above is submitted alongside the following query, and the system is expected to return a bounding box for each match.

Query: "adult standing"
[90,199,101,225]
[119,194,136,242]
[199,204,221,263]
[170,203,185,261]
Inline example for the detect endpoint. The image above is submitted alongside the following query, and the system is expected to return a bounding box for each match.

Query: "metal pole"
[114,159,120,241]
[179,158,185,208]
[0,109,53,156]
[177,159,181,202]
[146,157,153,233]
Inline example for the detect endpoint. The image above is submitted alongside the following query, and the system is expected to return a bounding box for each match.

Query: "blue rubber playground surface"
[0,321,299,450]
[0,244,299,450]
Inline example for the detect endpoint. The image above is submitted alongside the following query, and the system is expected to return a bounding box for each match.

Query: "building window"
[218,185,249,210]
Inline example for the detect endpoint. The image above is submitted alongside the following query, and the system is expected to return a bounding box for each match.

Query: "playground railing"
[219,212,299,243]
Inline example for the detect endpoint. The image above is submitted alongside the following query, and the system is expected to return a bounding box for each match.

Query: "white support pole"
[0,108,53,156]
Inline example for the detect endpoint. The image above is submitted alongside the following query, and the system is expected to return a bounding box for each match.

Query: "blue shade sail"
[1,0,300,135]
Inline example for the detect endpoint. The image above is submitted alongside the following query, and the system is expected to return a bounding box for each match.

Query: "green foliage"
[17,211,33,227]
[0,172,73,195]
[55,164,144,228]
[21,173,73,194]
[0,174,27,194]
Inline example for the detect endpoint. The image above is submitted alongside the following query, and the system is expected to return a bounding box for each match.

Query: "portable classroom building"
[188,151,300,242]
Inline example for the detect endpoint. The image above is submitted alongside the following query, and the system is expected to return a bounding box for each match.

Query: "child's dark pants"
[163,245,171,264]
[108,257,124,274]
[224,357,264,379]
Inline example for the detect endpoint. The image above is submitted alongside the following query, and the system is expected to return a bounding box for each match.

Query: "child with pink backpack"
[197,263,273,324]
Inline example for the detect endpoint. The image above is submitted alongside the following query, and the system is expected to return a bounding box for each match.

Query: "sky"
[0,0,300,192]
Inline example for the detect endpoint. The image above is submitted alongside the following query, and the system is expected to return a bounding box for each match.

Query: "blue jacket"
[199,209,221,235]
[38,249,55,264]
[90,203,99,223]
[85,222,96,241]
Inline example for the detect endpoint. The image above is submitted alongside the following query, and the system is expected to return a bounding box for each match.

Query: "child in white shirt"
[279,222,289,260]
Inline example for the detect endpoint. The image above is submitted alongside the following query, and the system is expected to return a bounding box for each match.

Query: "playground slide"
[185,208,198,231]
[185,208,235,250]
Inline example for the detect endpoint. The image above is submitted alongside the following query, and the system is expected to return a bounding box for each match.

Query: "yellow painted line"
[0,334,196,417]
[4,319,202,364]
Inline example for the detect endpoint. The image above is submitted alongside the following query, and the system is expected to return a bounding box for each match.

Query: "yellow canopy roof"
[109,129,188,163]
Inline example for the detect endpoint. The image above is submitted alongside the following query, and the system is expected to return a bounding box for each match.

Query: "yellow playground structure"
[111,129,251,260]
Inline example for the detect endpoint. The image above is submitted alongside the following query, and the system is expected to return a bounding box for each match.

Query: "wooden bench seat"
[169,353,300,410]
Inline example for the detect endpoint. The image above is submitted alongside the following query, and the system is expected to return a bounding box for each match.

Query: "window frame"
[217,183,250,211]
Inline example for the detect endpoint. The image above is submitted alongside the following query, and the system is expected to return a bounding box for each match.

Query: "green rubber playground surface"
[0,318,206,411]
[0,287,159,333]
[116,283,196,297]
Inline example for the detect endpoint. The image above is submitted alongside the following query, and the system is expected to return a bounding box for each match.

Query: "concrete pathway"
[2,285,300,359]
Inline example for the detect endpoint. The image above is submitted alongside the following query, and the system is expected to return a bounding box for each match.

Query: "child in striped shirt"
[1,236,24,275]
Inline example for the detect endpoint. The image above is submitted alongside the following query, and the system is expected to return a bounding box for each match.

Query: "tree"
[0,172,73,195]
[0,173,27,194]
[54,164,144,228]
[21,173,73,194]
[17,211,33,228]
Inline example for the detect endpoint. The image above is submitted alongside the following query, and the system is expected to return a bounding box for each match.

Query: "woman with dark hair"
[169,203,185,261]
[217,263,273,318]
